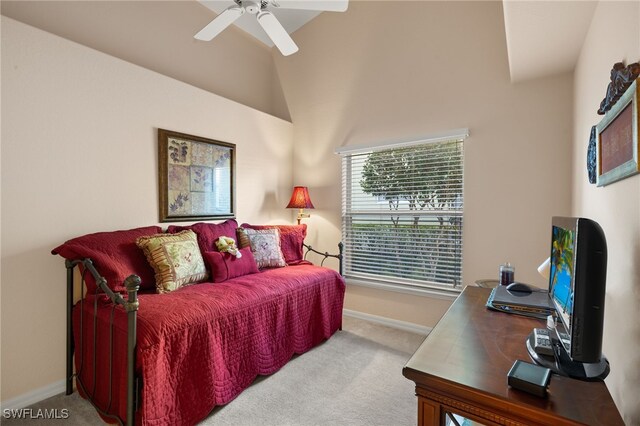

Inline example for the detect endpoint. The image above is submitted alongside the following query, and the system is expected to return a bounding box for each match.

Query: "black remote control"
[533,328,570,356]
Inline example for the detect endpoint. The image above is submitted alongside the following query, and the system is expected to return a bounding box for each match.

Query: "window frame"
[337,130,468,297]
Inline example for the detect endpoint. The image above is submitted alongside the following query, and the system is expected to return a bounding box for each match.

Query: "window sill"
[345,277,461,301]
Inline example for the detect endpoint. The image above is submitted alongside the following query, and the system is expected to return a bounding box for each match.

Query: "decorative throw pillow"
[236,227,251,250]
[203,247,259,283]
[167,219,238,255]
[240,224,307,264]
[239,228,287,269]
[51,226,162,294]
[136,230,208,294]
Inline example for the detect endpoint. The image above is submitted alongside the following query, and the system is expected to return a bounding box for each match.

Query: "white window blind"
[340,136,465,292]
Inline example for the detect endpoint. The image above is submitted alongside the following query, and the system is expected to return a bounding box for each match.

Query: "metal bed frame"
[303,242,343,275]
[65,243,343,425]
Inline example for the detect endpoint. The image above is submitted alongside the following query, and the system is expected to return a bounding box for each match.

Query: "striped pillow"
[236,227,251,250]
[136,230,208,293]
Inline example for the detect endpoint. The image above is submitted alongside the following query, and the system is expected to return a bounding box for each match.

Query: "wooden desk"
[403,287,623,426]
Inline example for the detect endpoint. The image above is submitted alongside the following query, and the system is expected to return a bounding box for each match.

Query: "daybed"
[52,219,345,425]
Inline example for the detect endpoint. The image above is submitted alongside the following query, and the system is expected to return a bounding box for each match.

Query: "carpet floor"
[3,316,426,425]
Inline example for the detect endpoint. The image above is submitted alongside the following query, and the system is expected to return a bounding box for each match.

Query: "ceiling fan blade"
[256,11,299,56]
[270,0,348,12]
[194,6,244,41]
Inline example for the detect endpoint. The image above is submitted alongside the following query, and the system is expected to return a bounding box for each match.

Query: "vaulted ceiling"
[1,0,293,120]
[1,0,597,118]
[502,1,597,82]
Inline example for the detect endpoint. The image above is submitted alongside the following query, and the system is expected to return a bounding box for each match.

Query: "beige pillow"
[136,230,208,293]
[241,228,287,269]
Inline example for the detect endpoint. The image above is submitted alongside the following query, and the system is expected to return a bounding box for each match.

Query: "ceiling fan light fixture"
[195,0,348,54]
[256,10,299,56]
[243,1,262,15]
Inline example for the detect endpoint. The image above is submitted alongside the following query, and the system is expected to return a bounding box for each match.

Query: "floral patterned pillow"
[240,228,287,269]
[136,230,208,293]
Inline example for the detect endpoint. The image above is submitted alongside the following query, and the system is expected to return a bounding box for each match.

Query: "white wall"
[273,1,574,325]
[0,16,294,402]
[572,2,640,423]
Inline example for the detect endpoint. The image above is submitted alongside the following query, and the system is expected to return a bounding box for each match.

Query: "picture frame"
[596,78,639,187]
[158,128,235,222]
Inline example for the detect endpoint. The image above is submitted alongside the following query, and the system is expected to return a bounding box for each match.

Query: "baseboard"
[0,379,66,411]
[343,309,432,335]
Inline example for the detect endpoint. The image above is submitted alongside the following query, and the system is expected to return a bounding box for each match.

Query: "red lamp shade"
[286,186,315,209]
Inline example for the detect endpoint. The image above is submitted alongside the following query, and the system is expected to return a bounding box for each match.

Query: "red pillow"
[51,226,162,293]
[203,247,259,283]
[240,224,307,264]
[167,219,238,255]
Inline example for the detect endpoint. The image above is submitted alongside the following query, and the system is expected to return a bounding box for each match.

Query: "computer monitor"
[545,216,609,380]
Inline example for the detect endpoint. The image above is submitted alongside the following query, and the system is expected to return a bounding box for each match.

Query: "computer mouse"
[506,282,533,294]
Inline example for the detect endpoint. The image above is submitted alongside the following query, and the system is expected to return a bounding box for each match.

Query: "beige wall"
[273,1,573,326]
[0,1,291,121]
[0,16,294,402]
[5,1,636,420]
[345,286,453,327]
[572,1,640,423]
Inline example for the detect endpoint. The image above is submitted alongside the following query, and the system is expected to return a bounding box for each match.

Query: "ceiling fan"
[194,0,348,56]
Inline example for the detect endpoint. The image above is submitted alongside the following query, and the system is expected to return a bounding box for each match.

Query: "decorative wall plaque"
[595,78,639,186]
[598,62,640,115]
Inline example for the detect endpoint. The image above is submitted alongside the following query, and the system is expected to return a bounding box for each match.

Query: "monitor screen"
[549,224,575,336]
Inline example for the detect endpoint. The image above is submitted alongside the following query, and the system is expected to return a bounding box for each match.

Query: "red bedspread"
[73,264,345,425]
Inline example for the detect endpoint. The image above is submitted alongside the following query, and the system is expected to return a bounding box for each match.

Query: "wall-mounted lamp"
[286,186,315,225]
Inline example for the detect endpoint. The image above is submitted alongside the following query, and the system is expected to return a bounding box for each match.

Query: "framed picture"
[596,78,639,186]
[158,129,235,222]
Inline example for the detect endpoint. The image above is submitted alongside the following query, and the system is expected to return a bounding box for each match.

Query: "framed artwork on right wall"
[596,77,639,187]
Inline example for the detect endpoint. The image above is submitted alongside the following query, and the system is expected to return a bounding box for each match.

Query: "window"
[338,132,465,294]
